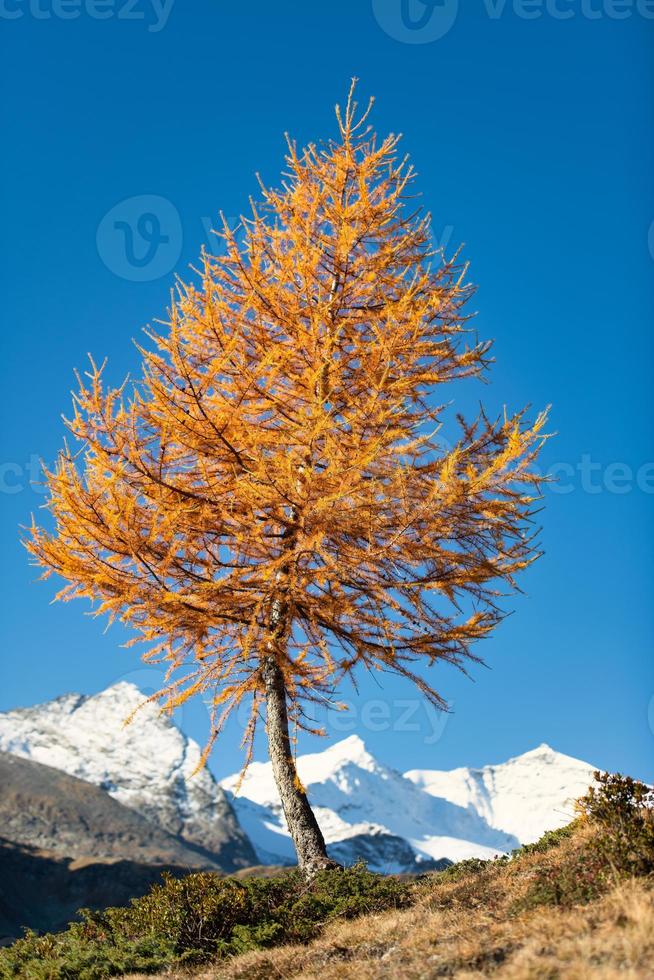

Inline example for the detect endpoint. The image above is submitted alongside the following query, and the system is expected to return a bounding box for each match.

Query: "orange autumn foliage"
[26,84,548,768]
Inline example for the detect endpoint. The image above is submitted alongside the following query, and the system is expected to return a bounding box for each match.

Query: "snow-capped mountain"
[0,681,598,876]
[405,743,596,845]
[222,736,597,872]
[0,682,255,871]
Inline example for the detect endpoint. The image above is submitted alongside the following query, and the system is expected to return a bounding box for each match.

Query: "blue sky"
[1,2,652,782]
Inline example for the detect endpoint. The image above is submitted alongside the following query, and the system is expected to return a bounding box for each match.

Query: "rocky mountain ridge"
[0,682,255,871]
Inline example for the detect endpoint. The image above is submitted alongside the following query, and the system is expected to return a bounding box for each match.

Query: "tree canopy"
[27,84,547,774]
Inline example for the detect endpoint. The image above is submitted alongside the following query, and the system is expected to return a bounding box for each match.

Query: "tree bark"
[262,654,339,877]
[261,461,340,877]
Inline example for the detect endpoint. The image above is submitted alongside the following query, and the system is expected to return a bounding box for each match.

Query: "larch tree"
[27,84,547,877]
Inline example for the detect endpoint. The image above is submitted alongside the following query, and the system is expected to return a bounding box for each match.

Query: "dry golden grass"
[127,825,654,979]
[197,882,653,979]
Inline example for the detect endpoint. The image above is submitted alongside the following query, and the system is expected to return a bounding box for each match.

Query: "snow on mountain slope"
[0,682,255,870]
[0,681,598,875]
[405,743,597,845]
[221,735,521,869]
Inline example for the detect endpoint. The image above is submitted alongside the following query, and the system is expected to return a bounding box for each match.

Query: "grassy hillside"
[1,773,652,980]
[193,821,653,979]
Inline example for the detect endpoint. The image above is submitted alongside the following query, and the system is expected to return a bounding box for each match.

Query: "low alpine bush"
[518,771,654,911]
[0,863,411,979]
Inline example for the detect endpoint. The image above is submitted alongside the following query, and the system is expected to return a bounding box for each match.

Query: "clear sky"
[1,2,652,783]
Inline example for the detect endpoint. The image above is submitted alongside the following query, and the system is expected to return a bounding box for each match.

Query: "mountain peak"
[325,734,370,759]
[0,684,255,870]
[404,742,596,850]
[86,681,160,712]
[522,742,556,756]
[300,734,380,781]
[330,733,366,749]
[101,680,145,698]
[505,742,594,769]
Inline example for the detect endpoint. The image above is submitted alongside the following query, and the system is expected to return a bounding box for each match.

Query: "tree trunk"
[262,654,339,877]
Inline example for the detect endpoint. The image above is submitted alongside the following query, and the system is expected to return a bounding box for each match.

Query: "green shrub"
[0,864,412,980]
[0,925,177,980]
[517,772,654,912]
[120,872,258,958]
[578,771,654,878]
[287,862,410,931]
[517,850,608,911]
[511,822,576,858]
[433,857,493,884]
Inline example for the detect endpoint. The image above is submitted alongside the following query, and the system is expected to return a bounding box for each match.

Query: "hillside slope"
[198,873,654,979]
[0,752,257,942]
[0,751,227,869]
[0,838,197,944]
[4,770,653,980]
